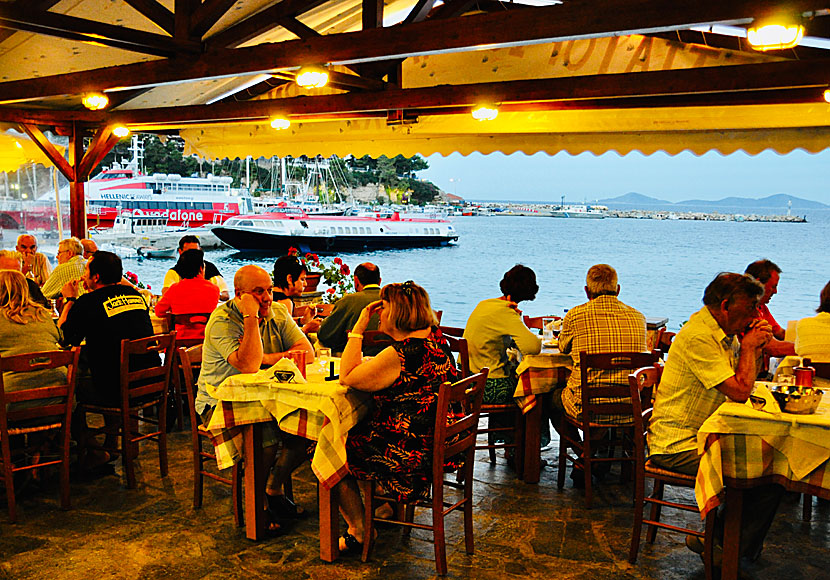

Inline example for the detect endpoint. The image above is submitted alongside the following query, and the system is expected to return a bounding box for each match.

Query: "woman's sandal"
[339,532,364,556]
[263,509,283,536]
[266,494,308,520]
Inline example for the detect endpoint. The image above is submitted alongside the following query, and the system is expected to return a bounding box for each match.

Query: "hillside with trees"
[100,135,442,205]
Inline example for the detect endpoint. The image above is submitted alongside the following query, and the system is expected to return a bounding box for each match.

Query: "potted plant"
[286,247,322,292]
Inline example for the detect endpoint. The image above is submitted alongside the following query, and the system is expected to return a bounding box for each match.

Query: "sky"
[422,149,830,204]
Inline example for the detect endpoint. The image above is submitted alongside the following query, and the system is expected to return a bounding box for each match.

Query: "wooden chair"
[358,369,488,575]
[165,312,212,345]
[433,309,443,324]
[557,350,660,508]
[438,325,523,468]
[78,332,176,489]
[0,347,80,522]
[176,345,243,526]
[800,358,830,521]
[523,315,560,331]
[628,364,714,579]
[165,313,211,430]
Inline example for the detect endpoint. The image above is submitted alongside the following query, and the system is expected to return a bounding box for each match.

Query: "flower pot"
[305,272,322,292]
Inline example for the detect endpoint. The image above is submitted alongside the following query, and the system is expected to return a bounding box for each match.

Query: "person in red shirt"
[744,260,795,358]
[155,249,220,340]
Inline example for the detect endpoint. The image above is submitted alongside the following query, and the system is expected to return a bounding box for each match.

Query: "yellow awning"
[181,103,830,159]
[0,132,64,173]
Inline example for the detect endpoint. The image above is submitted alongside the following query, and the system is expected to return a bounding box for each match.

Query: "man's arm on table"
[716,322,772,402]
[764,338,796,358]
[261,336,314,366]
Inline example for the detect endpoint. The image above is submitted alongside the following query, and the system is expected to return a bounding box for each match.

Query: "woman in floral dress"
[332,281,460,554]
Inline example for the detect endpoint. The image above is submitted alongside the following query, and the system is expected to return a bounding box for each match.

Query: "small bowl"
[770,385,824,414]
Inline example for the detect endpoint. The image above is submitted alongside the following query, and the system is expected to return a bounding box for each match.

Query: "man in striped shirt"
[41,237,86,301]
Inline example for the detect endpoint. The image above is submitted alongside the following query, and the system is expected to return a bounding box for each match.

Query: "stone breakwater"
[607,209,806,222]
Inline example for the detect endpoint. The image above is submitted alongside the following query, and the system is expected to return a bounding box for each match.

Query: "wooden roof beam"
[192,0,239,39]
[106,58,830,126]
[2,0,829,102]
[205,0,329,49]
[20,124,74,181]
[0,4,199,57]
[124,0,175,36]
[0,0,61,44]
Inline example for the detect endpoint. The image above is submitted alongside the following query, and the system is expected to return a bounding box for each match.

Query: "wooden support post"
[68,123,87,239]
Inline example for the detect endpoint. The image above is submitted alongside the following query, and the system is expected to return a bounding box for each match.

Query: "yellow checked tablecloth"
[695,383,830,517]
[205,361,370,490]
[514,349,572,413]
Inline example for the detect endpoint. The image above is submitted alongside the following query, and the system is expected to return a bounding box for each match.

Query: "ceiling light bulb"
[824,89,830,104]
[747,22,804,51]
[270,117,291,130]
[112,126,131,138]
[471,105,498,121]
[82,93,109,110]
[296,67,329,88]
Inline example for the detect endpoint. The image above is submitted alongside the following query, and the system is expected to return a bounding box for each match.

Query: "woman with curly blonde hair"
[0,270,65,410]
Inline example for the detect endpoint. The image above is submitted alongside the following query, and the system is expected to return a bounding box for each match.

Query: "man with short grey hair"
[16,233,51,286]
[41,237,86,300]
[0,249,49,308]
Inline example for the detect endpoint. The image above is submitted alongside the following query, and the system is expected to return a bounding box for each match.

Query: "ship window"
[238,220,253,226]
[201,203,212,210]
[338,227,344,234]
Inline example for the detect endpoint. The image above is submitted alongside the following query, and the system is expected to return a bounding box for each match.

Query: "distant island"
[595,193,827,211]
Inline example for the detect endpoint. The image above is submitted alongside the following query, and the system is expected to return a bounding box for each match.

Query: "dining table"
[203,357,370,561]
[514,345,572,483]
[695,382,830,580]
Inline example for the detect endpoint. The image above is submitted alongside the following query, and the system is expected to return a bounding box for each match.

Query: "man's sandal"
[339,532,364,556]
[266,494,307,520]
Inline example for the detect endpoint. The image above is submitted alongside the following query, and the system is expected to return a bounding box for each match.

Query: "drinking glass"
[542,317,555,342]
[317,347,332,377]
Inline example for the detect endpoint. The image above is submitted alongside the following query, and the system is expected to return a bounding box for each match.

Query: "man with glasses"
[196,264,314,532]
[16,233,51,286]
[41,237,86,300]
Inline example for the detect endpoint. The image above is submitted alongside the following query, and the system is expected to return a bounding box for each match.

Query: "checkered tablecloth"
[695,385,830,517]
[205,359,370,489]
[514,349,572,413]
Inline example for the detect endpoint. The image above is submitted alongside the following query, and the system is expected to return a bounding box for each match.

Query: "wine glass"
[317,347,332,377]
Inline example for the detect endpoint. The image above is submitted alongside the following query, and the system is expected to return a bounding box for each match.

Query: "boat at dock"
[211,209,458,252]
[550,204,608,219]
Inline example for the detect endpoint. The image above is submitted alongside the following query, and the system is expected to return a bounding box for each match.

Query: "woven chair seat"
[8,422,63,436]
[644,460,696,483]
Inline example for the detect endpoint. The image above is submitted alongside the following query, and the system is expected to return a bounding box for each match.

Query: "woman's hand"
[353,300,381,335]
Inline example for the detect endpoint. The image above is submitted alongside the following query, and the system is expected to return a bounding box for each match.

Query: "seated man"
[744,259,795,367]
[273,255,318,335]
[648,272,781,566]
[162,235,228,301]
[195,265,315,530]
[556,263,647,424]
[0,250,50,309]
[80,238,98,260]
[41,237,87,300]
[317,262,381,355]
[154,248,220,339]
[16,233,51,286]
[59,251,160,463]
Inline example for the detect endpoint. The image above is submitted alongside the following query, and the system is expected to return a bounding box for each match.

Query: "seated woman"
[463,264,541,404]
[154,248,219,340]
[272,255,319,334]
[795,280,830,362]
[0,270,65,412]
[332,281,460,553]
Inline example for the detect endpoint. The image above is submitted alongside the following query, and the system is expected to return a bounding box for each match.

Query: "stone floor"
[2,432,829,580]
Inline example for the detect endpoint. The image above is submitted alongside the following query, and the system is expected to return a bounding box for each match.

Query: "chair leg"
[159,407,169,479]
[404,504,415,536]
[803,493,813,521]
[232,463,244,527]
[432,491,448,575]
[583,437,593,509]
[174,372,185,432]
[646,480,664,543]
[2,442,17,522]
[60,423,72,510]
[463,460,475,555]
[703,510,716,580]
[358,480,374,563]
[556,420,567,490]
[628,470,645,564]
[193,440,205,509]
[122,411,137,489]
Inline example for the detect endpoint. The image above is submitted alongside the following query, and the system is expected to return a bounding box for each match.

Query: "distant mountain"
[598,193,827,211]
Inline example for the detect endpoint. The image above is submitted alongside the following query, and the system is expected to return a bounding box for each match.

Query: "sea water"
[124,211,830,331]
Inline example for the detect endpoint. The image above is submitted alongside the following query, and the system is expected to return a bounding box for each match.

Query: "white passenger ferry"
[212,209,458,252]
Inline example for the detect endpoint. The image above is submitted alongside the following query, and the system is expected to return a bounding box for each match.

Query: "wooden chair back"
[0,346,81,521]
[628,363,663,468]
[166,312,212,343]
[120,332,176,407]
[578,351,660,429]
[433,309,443,324]
[442,333,470,378]
[438,325,464,338]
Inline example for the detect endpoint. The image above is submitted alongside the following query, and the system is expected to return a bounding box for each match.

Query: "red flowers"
[333,257,342,265]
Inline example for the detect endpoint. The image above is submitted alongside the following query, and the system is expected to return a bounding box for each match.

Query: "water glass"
[542,317,555,341]
[317,347,332,377]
